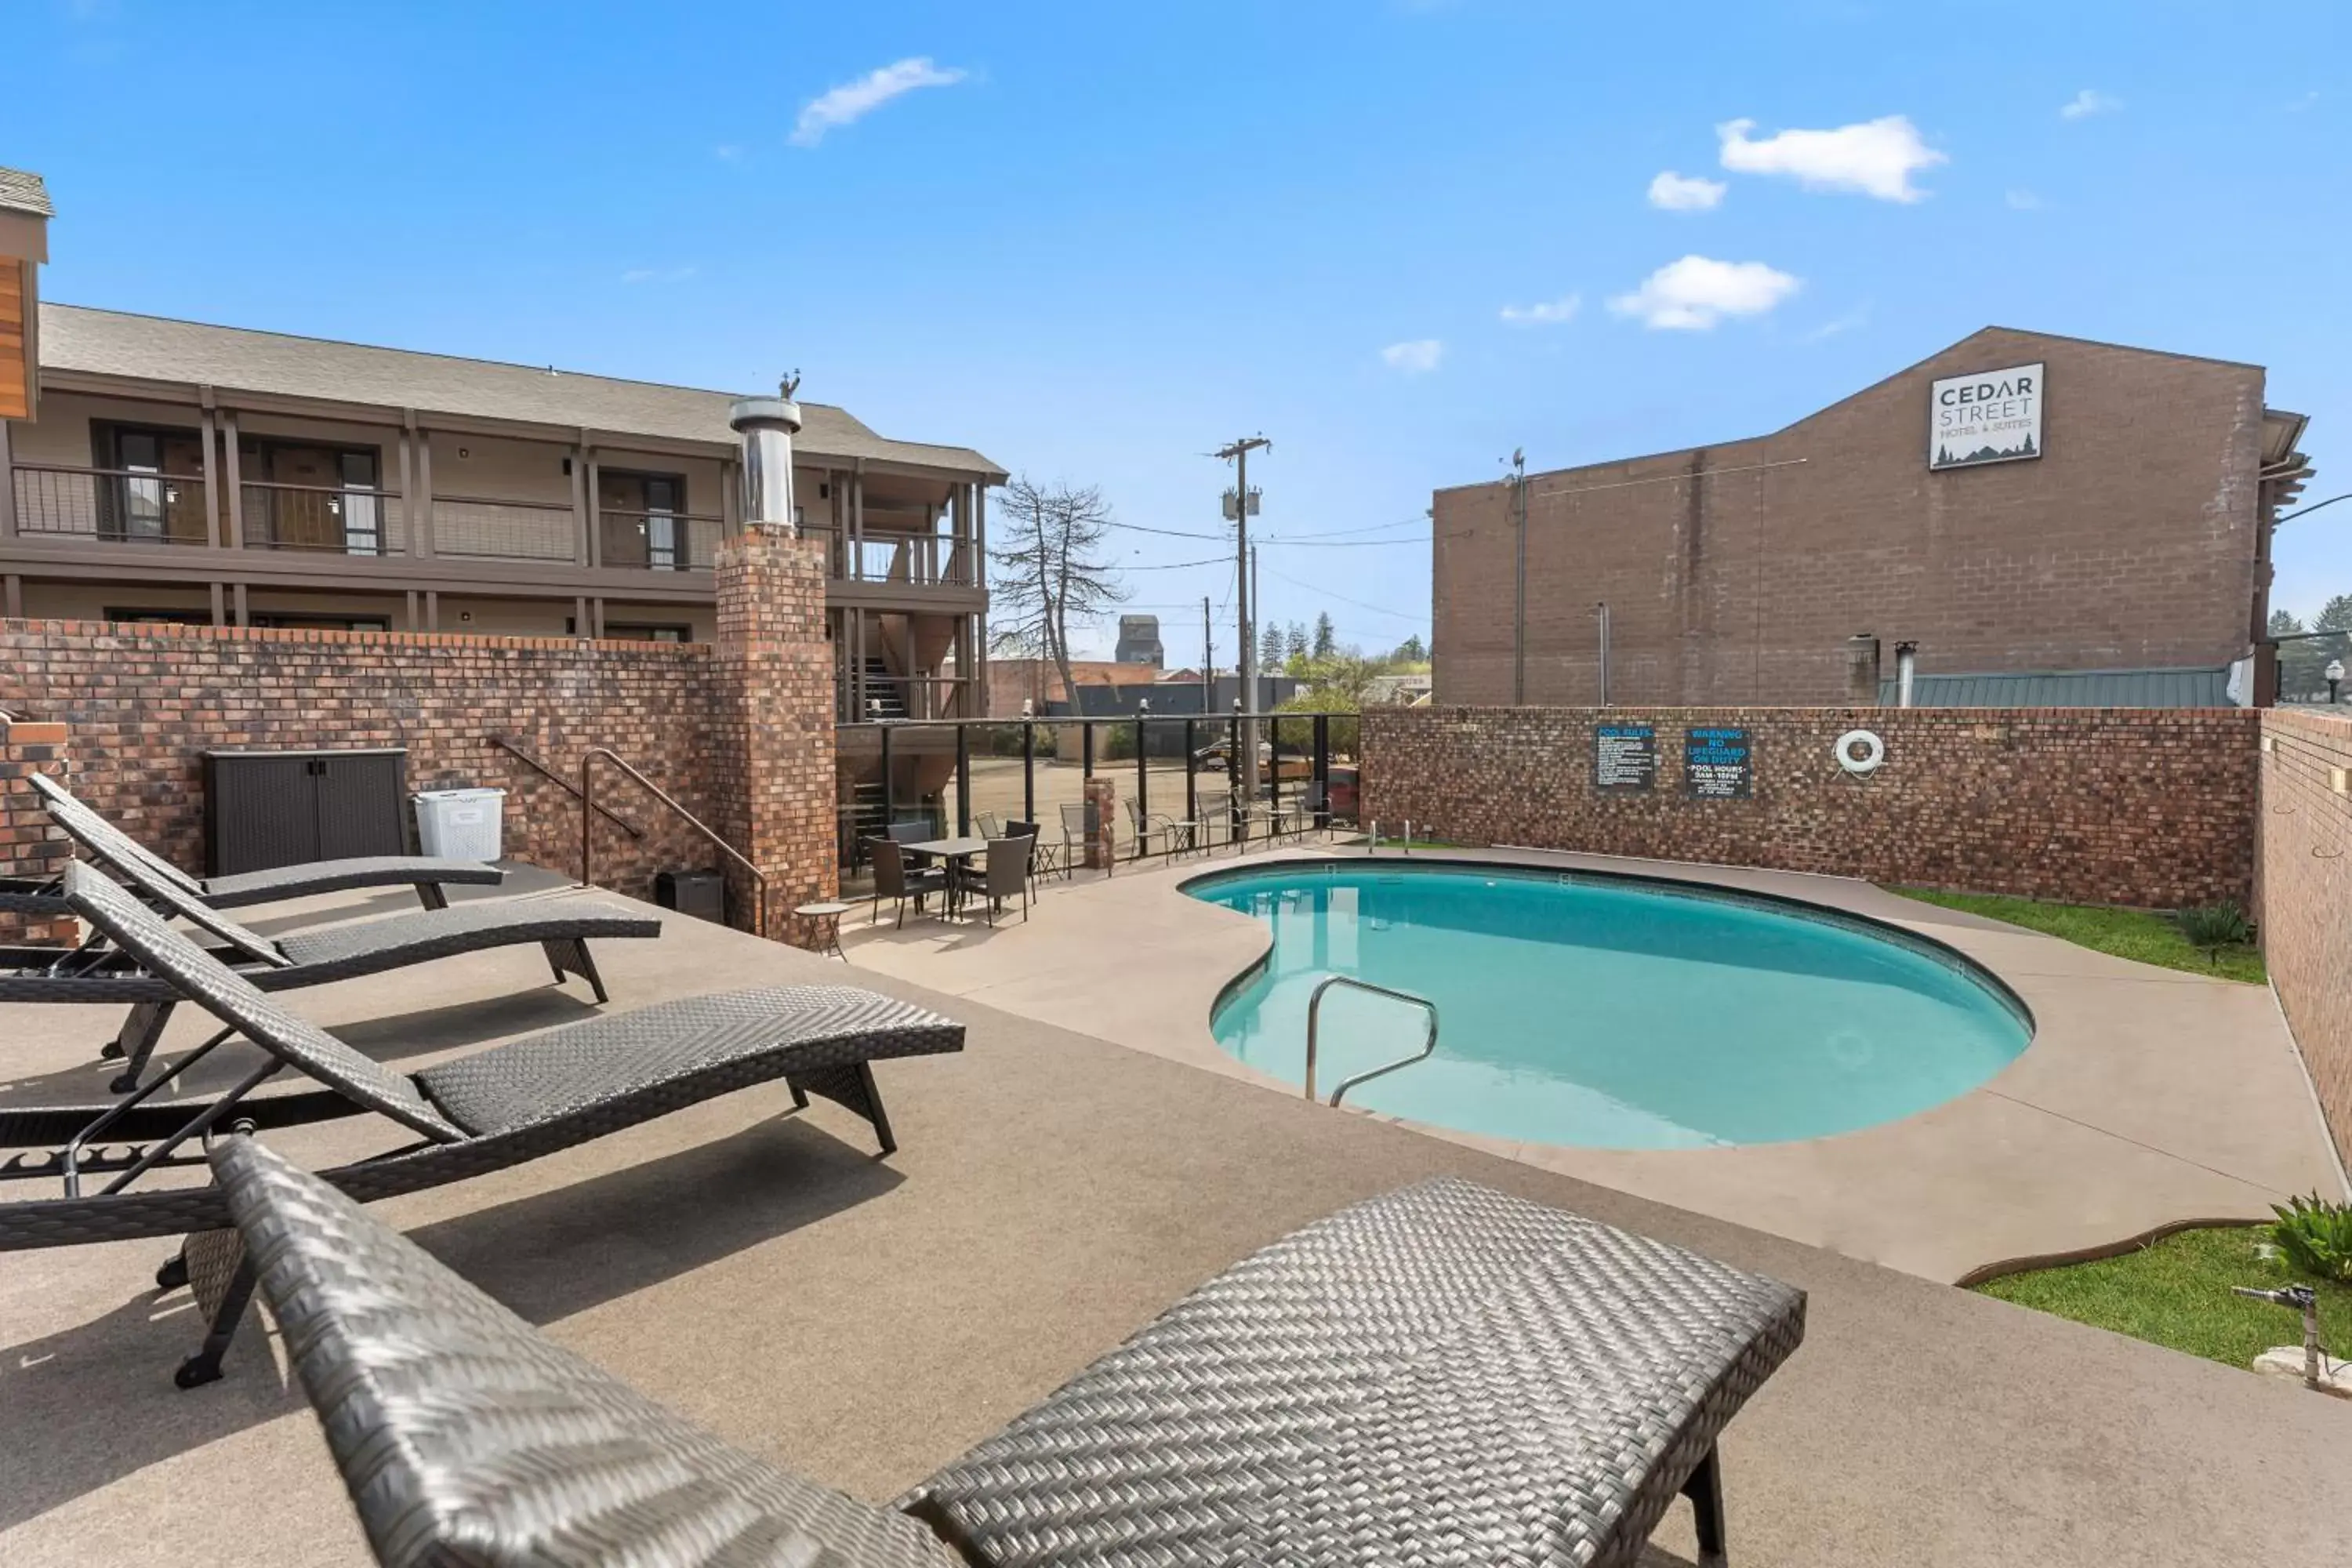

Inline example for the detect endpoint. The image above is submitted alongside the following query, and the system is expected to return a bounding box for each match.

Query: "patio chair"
[1124,796,1199,861]
[866,837,947,928]
[0,860,965,1389]
[2,844,660,1094]
[953,833,1034,925]
[1058,801,1102,877]
[216,1139,1805,1568]
[25,772,503,910]
[1196,786,1234,851]
[884,819,933,845]
[1005,818,1058,882]
[974,810,1005,840]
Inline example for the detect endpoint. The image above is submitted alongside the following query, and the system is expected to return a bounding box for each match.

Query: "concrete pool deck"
[845,842,2349,1282]
[2,873,2347,1566]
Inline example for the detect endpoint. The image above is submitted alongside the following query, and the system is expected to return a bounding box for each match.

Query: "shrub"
[2174,902,2253,964]
[2270,1193,2352,1283]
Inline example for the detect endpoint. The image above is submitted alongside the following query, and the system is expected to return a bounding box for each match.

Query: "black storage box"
[203,747,409,877]
[655,869,727,924]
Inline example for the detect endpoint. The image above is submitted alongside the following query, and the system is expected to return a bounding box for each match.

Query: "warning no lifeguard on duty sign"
[1929,361,2044,470]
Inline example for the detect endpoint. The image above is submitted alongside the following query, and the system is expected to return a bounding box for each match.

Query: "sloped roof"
[0,168,53,219]
[35,303,1004,477]
[1878,666,2233,708]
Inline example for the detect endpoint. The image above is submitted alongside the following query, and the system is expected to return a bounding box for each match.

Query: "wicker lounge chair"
[0,861,964,1388]
[213,1137,1803,1568]
[26,773,502,910]
[4,841,660,1091]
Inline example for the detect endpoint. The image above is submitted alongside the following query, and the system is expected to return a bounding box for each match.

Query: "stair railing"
[579,747,768,939]
[1302,975,1439,1108]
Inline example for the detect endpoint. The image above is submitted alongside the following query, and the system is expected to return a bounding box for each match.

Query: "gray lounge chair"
[26,772,502,910]
[2,840,659,1091]
[213,1135,1803,1568]
[0,861,964,1388]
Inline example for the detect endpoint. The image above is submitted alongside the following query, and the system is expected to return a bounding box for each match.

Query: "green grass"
[1889,887,2265,983]
[1974,1225,2350,1367]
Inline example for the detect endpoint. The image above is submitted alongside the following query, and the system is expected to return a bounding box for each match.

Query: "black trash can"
[654,869,726,924]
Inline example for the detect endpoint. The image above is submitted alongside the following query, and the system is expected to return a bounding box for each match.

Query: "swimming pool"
[1188,862,2033,1149]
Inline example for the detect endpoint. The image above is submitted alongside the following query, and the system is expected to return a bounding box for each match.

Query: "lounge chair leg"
[789,1083,811,1110]
[1682,1445,1727,1567]
[108,1000,176,1094]
[176,1236,256,1391]
[543,938,611,1004]
[154,1249,189,1292]
[416,882,450,912]
[857,1062,898,1156]
[783,1061,898,1156]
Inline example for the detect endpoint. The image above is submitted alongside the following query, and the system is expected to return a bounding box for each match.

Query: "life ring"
[1835,729,1886,775]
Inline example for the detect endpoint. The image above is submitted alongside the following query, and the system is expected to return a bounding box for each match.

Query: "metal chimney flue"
[728,372,803,532]
[1893,641,1919,708]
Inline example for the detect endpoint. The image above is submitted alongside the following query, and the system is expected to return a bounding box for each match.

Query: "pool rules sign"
[1929,362,2044,470]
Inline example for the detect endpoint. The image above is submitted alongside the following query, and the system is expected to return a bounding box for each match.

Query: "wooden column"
[404,589,419,630]
[397,417,414,557]
[581,443,600,568]
[221,412,244,549]
[0,418,16,539]
[591,597,606,638]
[574,595,590,637]
[209,581,225,626]
[972,480,989,716]
[412,430,435,557]
[231,583,249,626]
[198,390,220,546]
[425,590,440,631]
[4,575,21,619]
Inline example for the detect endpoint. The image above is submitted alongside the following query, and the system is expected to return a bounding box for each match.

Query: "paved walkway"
[2,873,2346,1566]
[847,841,2348,1280]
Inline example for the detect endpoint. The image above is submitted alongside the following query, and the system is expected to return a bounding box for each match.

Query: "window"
[97,424,209,543]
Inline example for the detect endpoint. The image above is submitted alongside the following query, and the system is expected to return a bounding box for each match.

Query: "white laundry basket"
[413,787,506,862]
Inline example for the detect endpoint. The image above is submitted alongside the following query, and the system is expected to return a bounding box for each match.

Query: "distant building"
[1112,613,1163,666]
[1432,326,2315,706]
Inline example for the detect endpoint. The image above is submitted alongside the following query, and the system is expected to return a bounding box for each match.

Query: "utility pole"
[1216,434,1271,800]
[1508,448,1528,704]
[1201,595,1213,714]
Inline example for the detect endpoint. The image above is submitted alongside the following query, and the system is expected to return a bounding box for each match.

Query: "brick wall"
[0,618,726,907]
[1363,705,2257,909]
[1435,327,2268,705]
[0,714,76,942]
[2258,709,2352,1172]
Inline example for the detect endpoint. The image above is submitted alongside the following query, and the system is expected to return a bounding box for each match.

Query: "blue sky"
[11,0,2347,658]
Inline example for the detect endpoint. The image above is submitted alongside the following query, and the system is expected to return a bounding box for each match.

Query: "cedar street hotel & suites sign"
[1929,362,2044,470]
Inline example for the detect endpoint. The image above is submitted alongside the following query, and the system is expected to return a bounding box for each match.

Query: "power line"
[1258,559,1428,626]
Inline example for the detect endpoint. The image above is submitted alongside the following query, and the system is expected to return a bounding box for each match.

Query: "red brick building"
[1432,327,2315,706]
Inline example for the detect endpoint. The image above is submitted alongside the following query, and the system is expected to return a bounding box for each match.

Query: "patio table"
[904,837,989,913]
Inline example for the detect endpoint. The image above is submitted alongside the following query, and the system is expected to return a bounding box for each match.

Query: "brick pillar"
[1083,775,1117,869]
[0,716,78,944]
[713,524,838,949]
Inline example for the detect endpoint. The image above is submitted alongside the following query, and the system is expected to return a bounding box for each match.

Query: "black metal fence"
[834,712,1361,873]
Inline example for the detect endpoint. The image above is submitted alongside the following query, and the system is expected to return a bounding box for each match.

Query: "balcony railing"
[239,481,406,555]
[599,509,720,572]
[433,494,579,561]
[808,528,978,588]
[836,673,976,722]
[11,464,212,546]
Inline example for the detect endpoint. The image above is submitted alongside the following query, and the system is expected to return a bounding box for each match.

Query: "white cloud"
[792,57,967,147]
[1716,115,1946,202]
[621,265,699,285]
[2059,89,2121,121]
[1607,256,1799,331]
[713,143,746,162]
[1499,294,1581,327]
[1800,303,1871,343]
[1646,170,1726,212]
[2005,187,2045,210]
[1380,339,1444,373]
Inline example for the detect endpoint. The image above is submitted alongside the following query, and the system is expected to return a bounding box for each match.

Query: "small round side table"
[794,900,852,960]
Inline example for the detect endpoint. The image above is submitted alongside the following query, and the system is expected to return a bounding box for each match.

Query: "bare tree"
[989,477,1128,711]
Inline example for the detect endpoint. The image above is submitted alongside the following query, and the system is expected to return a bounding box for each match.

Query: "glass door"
[644,475,680,569]
[339,451,382,554]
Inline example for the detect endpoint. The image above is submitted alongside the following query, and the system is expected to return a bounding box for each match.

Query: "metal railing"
[808,528,979,588]
[579,746,768,938]
[486,735,645,840]
[599,509,721,572]
[239,481,405,554]
[434,493,579,561]
[1302,975,1439,1107]
[10,464,212,544]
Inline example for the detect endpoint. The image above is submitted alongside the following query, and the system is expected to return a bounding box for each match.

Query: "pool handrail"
[1304,975,1440,1108]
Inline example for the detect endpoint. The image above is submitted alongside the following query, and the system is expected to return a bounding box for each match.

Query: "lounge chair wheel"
[108,1068,143,1094]
[173,1353,223,1390]
[100,1039,125,1059]
[155,1253,189,1291]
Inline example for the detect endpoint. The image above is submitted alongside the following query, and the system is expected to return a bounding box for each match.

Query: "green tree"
[1312,612,1337,659]
[1389,632,1428,665]
[1286,621,1309,662]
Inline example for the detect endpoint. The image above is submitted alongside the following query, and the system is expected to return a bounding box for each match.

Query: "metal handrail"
[486,735,644,840]
[1302,975,1439,1107]
[579,746,768,938]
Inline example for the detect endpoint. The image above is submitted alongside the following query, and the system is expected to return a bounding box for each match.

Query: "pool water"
[1189,864,2032,1149]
